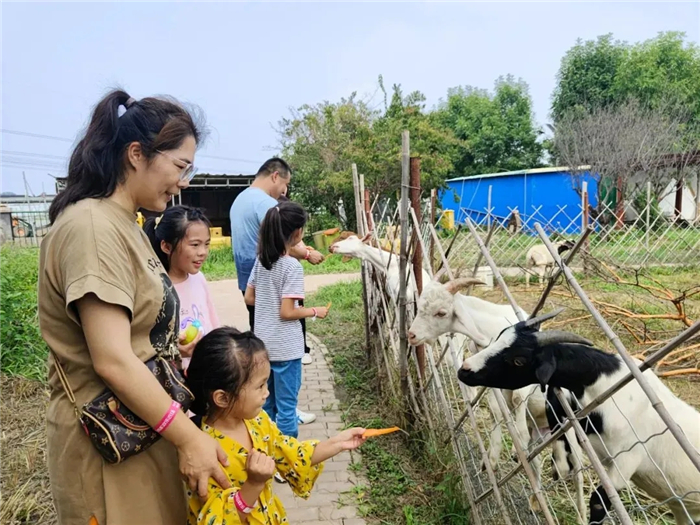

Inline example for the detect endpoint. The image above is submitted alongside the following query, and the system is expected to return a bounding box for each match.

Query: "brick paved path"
[210,276,366,524]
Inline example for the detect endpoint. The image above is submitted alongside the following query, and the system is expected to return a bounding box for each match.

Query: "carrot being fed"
[362,426,401,438]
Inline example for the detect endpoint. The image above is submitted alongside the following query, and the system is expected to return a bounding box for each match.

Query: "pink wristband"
[233,491,254,514]
[154,400,181,433]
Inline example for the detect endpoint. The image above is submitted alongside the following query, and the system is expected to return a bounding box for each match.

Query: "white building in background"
[658,177,698,222]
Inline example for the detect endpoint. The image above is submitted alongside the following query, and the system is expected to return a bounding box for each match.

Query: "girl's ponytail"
[258,201,307,270]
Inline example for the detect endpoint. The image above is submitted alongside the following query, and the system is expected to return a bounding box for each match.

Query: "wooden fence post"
[352,164,372,359]
[398,131,410,401]
[430,188,437,272]
[409,156,425,378]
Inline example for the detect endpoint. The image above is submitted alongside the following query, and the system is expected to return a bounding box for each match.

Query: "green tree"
[277,93,377,231]
[551,34,628,122]
[552,32,700,123]
[371,82,462,195]
[278,80,459,230]
[433,76,543,176]
[614,32,700,120]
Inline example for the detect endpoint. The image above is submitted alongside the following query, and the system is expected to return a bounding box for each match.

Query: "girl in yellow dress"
[185,326,367,524]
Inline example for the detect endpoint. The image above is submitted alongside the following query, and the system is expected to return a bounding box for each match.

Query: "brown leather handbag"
[53,352,194,464]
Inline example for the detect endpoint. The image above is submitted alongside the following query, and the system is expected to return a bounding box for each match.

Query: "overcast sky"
[2,1,698,195]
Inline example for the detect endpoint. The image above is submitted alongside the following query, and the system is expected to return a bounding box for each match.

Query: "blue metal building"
[440,166,599,235]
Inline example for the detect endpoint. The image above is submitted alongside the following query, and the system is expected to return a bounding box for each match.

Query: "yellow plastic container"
[440,210,455,231]
[210,227,223,238]
[311,231,326,251]
[210,236,231,248]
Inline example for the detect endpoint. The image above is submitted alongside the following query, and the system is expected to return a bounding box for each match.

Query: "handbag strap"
[50,339,180,419]
[50,350,82,419]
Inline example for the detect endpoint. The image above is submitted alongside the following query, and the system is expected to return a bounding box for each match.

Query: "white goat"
[408,277,587,521]
[525,239,575,288]
[459,320,700,525]
[329,232,431,301]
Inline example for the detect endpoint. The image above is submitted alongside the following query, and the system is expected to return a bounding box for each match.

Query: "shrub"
[0,246,47,381]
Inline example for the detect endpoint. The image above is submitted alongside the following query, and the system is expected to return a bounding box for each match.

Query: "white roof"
[446,165,591,183]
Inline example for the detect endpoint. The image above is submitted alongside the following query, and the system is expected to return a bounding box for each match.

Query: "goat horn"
[523,307,565,327]
[445,278,486,295]
[534,330,595,347]
[432,267,448,282]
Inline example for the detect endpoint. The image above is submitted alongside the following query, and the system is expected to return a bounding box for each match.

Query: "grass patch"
[203,246,361,281]
[0,246,47,381]
[308,281,470,524]
[201,245,237,281]
[0,376,54,525]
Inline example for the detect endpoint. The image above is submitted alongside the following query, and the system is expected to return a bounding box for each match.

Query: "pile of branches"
[579,259,698,377]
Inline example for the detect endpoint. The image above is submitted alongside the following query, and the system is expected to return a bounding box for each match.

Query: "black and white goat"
[408,277,587,521]
[458,316,700,525]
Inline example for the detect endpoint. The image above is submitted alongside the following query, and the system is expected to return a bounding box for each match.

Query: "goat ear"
[534,347,556,392]
[444,278,486,295]
[360,232,373,243]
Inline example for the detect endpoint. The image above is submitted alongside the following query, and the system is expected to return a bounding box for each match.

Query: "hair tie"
[274,206,280,212]
[125,97,137,109]
[155,215,163,230]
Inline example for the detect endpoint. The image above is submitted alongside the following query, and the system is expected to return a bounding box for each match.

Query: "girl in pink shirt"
[145,206,220,369]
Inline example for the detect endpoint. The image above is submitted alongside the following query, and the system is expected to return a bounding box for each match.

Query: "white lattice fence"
[443,185,699,274]
[353,150,700,525]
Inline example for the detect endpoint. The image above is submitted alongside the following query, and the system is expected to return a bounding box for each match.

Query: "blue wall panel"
[441,170,598,235]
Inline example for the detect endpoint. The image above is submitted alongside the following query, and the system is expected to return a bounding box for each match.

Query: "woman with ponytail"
[243,201,330,454]
[38,90,230,525]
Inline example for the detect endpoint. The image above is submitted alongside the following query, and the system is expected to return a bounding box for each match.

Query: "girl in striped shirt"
[244,201,329,445]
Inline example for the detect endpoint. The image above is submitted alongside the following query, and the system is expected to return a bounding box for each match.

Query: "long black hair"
[144,205,211,272]
[185,327,269,417]
[49,89,205,224]
[258,200,308,270]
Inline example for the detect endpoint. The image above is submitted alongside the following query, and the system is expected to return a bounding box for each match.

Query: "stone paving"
[209,276,366,525]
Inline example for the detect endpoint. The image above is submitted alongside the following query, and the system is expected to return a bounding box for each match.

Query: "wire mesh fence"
[444,182,700,274]
[2,210,51,247]
[348,139,700,525]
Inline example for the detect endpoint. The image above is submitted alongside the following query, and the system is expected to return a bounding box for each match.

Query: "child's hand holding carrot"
[311,427,367,465]
[332,427,367,451]
[312,302,332,320]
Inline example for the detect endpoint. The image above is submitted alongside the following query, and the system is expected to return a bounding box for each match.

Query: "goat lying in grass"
[525,239,575,288]
[408,276,587,521]
[458,316,700,525]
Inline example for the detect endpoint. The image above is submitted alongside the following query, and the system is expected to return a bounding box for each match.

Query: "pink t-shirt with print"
[174,271,220,370]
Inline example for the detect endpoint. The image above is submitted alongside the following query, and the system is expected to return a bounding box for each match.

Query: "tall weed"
[1,246,47,381]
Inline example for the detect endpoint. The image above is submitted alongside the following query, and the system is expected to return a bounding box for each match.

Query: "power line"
[1,129,74,143]
[1,128,264,164]
[2,150,69,160]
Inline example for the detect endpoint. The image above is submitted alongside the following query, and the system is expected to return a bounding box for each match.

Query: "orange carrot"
[362,426,401,438]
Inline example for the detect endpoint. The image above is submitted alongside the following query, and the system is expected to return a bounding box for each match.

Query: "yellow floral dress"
[187,411,324,525]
